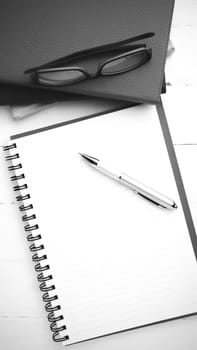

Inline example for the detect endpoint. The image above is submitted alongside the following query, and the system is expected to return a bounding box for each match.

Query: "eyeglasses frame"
[25,31,154,86]
[33,45,152,86]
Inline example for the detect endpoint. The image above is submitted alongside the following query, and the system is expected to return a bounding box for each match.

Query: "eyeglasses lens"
[101,50,149,75]
[37,69,86,86]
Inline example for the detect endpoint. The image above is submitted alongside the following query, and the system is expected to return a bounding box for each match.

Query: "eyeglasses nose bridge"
[82,65,102,79]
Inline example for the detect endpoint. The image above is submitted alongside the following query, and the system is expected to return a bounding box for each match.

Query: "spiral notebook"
[4,104,197,346]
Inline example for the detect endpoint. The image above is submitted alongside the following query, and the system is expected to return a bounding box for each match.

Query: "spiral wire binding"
[3,143,69,343]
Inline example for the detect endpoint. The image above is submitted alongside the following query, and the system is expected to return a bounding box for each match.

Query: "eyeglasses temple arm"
[25,32,155,74]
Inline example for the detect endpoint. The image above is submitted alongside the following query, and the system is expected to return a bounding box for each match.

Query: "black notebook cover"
[0,76,166,106]
[0,0,173,104]
[0,83,68,106]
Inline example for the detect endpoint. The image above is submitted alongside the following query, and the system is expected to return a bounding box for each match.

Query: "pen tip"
[79,153,99,165]
[172,202,178,209]
[79,152,87,160]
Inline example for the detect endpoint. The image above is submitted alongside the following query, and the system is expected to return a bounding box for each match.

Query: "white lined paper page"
[11,105,197,345]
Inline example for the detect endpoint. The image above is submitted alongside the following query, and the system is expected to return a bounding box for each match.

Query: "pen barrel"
[120,173,176,209]
[98,161,121,180]
[97,161,176,209]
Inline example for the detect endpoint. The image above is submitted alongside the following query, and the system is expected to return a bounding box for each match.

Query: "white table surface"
[1,1,197,349]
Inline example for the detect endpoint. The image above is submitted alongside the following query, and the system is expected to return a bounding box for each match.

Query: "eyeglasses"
[25,32,154,87]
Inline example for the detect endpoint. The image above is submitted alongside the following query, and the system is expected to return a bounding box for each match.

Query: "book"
[10,98,131,120]
[3,104,197,346]
[0,83,68,106]
[10,102,57,119]
[0,0,174,103]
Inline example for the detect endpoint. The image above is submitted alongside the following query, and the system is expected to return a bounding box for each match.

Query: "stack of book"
[1,0,174,115]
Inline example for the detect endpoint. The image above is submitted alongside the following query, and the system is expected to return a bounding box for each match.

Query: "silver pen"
[79,153,178,210]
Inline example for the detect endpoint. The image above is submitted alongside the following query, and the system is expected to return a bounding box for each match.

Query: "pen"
[79,153,178,210]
